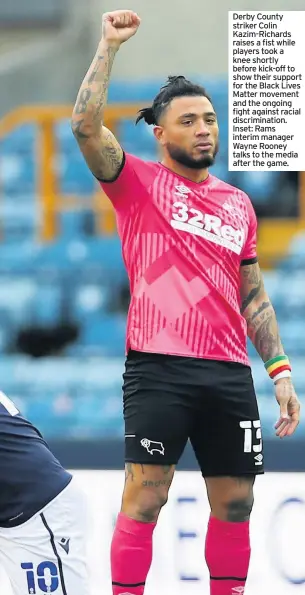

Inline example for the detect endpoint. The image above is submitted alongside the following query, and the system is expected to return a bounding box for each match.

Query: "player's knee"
[224,478,255,522]
[121,463,173,522]
[225,491,254,522]
[137,487,169,520]
[207,476,255,522]
[122,485,169,522]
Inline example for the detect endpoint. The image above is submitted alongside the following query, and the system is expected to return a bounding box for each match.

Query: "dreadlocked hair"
[136,75,212,126]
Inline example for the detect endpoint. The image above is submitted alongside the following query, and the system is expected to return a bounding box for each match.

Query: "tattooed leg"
[122,464,175,522]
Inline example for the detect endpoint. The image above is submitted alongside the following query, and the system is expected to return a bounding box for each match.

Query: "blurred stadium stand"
[0,81,304,460]
[0,0,66,28]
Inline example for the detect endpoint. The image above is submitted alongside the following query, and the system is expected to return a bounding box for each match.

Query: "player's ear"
[153,126,165,146]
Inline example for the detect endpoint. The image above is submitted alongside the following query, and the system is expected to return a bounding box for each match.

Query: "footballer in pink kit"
[72,10,300,595]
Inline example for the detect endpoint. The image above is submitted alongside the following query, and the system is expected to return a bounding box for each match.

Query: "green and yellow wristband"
[264,355,291,383]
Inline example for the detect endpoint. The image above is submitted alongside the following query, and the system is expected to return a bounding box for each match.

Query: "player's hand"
[274,377,300,438]
[101,10,141,46]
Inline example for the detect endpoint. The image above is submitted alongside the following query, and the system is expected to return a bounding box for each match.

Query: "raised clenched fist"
[102,10,141,46]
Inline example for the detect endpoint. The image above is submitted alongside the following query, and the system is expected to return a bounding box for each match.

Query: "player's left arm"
[240,261,300,437]
[240,261,280,360]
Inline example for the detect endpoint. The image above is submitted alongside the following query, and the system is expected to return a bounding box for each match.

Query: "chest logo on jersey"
[171,202,245,255]
[175,184,192,198]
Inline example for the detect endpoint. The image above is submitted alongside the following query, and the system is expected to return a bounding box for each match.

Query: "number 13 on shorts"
[239,420,263,464]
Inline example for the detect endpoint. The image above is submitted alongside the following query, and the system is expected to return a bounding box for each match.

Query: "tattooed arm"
[240,261,300,437]
[240,262,283,361]
[71,10,140,181]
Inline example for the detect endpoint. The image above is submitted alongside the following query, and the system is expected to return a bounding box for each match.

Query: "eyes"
[181,118,216,126]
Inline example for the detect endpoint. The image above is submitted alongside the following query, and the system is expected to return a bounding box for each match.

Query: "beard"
[166,140,219,169]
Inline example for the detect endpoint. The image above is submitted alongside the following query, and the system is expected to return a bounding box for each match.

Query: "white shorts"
[0,478,90,595]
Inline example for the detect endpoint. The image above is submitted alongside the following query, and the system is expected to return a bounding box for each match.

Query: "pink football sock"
[205,515,251,595]
[111,512,156,595]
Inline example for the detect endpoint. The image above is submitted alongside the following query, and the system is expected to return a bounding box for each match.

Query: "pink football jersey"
[100,154,257,365]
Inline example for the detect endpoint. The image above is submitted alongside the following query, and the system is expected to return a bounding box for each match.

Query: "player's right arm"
[71,10,141,182]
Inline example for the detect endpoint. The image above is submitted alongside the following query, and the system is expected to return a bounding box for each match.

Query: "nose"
[195,121,210,137]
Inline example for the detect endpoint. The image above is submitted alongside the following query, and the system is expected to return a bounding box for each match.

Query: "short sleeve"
[241,197,258,265]
[99,152,152,208]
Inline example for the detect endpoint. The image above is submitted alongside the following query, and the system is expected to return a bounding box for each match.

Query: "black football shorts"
[122,350,264,476]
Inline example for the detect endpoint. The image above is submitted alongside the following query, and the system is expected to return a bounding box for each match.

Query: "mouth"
[194,142,212,151]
